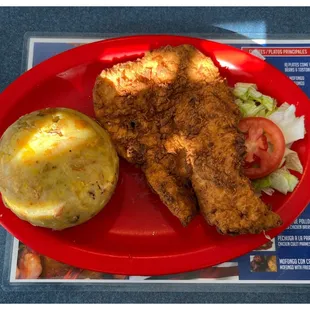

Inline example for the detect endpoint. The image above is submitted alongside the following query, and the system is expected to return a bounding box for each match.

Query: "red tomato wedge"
[238,117,286,179]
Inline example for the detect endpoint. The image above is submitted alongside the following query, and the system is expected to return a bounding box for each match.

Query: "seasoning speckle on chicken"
[93,44,282,234]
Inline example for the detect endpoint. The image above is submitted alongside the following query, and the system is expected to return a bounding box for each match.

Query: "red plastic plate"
[0,35,310,276]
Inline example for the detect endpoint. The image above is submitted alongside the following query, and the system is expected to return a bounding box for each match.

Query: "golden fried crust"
[93,44,282,233]
[169,83,282,234]
[93,45,200,225]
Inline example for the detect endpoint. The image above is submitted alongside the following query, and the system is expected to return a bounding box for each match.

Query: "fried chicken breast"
[93,44,282,234]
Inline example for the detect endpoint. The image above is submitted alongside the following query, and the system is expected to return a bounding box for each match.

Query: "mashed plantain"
[0,108,119,230]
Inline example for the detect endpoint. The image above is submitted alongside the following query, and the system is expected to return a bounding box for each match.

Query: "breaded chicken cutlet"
[93,44,282,235]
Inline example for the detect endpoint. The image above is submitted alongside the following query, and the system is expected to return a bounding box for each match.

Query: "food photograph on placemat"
[1,34,310,283]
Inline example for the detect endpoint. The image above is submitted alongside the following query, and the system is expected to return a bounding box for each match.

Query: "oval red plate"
[0,35,310,276]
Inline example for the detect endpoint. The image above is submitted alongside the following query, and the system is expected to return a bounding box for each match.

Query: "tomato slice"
[238,117,285,179]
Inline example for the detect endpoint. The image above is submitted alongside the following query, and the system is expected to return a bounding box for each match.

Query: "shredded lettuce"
[248,87,262,100]
[282,148,303,174]
[252,177,271,191]
[253,167,299,195]
[261,95,275,112]
[269,168,299,194]
[253,177,274,196]
[268,103,305,144]
[233,85,250,100]
[262,187,275,196]
[235,100,265,117]
[233,83,277,117]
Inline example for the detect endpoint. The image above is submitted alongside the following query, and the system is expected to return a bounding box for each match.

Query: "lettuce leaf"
[268,103,305,144]
[269,167,299,194]
[233,83,277,117]
[252,167,299,195]
[235,100,265,117]
[282,148,303,174]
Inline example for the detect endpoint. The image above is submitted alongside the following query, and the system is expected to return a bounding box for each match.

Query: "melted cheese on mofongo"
[0,108,119,230]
